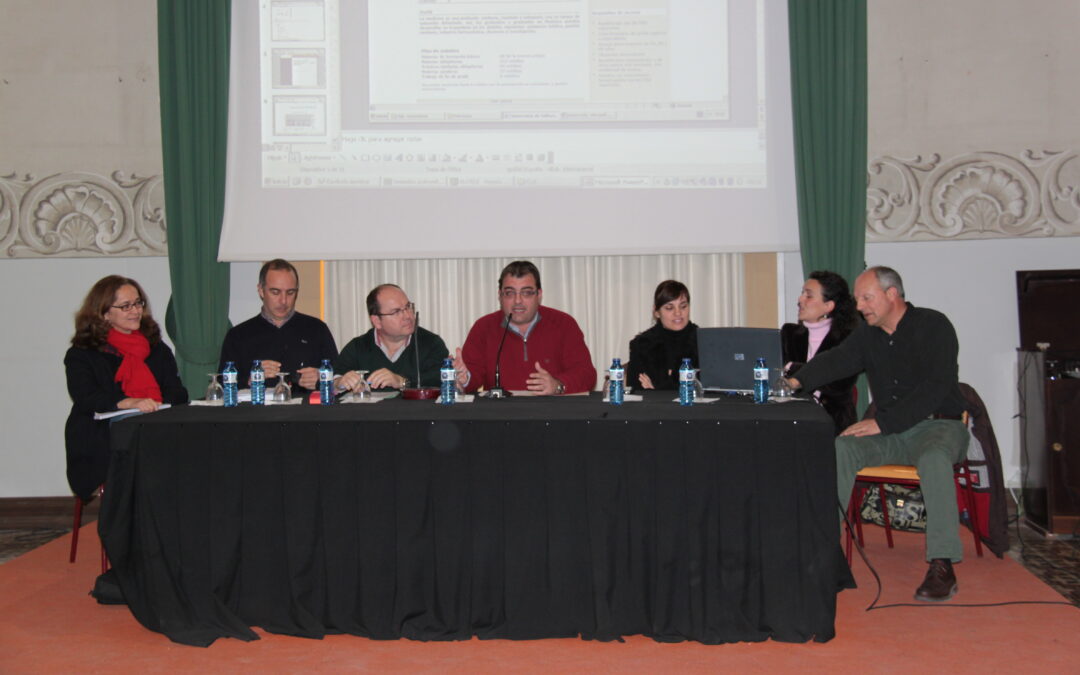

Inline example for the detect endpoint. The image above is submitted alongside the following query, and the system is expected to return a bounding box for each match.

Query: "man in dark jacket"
[787,266,969,603]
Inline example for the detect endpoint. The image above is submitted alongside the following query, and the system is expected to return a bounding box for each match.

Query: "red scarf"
[107,328,162,401]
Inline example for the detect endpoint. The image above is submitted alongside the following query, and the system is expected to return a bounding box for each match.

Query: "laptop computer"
[697,327,783,393]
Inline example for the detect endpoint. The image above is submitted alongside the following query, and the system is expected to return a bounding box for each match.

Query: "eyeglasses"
[111,299,146,312]
[377,302,415,318]
[500,289,538,299]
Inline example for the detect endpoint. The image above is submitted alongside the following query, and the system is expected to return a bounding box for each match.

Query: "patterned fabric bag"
[860,483,927,532]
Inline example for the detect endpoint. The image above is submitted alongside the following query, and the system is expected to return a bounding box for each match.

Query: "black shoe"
[914,559,957,602]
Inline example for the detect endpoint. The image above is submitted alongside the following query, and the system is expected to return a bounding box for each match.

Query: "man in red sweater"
[456,261,596,395]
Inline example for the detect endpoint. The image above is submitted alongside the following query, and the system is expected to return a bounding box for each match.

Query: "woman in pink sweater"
[780,270,858,434]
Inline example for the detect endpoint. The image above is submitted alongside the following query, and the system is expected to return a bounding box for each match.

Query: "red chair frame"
[70,485,109,574]
[844,459,984,564]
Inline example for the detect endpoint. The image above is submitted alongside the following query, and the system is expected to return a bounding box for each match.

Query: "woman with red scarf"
[64,276,188,500]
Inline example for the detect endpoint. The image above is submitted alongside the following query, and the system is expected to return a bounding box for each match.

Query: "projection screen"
[219,0,798,261]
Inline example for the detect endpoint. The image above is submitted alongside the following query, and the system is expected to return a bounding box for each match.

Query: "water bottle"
[753,357,769,404]
[250,360,265,405]
[318,359,334,405]
[222,361,238,407]
[439,357,456,405]
[608,358,624,405]
[679,358,695,406]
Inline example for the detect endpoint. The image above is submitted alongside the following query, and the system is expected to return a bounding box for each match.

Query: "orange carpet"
[1,524,1077,673]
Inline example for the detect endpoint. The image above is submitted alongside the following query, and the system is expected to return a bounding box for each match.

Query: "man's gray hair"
[868,265,905,298]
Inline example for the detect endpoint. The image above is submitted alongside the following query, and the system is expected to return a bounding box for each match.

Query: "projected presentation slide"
[258,0,766,190]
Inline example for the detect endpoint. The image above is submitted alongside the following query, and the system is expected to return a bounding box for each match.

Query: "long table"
[100,392,854,647]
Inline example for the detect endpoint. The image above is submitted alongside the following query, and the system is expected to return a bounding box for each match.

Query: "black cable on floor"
[868,599,1077,610]
[840,499,1079,612]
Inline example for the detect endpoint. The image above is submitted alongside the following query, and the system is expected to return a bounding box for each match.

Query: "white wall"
[1,1,168,497]
[0,258,172,496]
[228,262,264,333]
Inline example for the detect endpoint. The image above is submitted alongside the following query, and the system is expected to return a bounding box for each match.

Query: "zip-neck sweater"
[462,307,596,393]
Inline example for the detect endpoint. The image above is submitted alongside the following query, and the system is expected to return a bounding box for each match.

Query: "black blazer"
[781,323,856,435]
[64,342,188,499]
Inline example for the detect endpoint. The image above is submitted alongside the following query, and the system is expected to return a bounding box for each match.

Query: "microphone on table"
[482,313,513,399]
[401,309,439,399]
[414,310,423,388]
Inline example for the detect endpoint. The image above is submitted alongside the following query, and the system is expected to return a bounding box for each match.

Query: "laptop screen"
[697,327,783,392]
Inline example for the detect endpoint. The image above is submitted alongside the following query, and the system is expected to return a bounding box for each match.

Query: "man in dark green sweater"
[333,284,450,392]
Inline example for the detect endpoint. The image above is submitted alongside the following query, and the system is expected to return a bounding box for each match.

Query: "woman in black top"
[628,280,698,390]
[64,275,188,500]
[780,270,858,434]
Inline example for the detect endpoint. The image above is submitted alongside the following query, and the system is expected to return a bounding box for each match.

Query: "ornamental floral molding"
[866,150,1080,242]
[0,171,167,258]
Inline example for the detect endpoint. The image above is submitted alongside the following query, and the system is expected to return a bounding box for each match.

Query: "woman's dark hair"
[808,270,857,334]
[653,280,690,315]
[71,275,161,349]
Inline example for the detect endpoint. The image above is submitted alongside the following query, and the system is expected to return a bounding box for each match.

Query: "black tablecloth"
[100,393,854,647]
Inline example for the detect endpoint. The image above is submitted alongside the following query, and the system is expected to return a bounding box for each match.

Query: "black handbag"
[860,483,927,532]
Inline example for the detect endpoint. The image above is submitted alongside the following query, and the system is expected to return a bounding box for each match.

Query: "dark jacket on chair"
[958,383,1009,557]
[860,383,1009,557]
[781,322,857,435]
[64,343,188,500]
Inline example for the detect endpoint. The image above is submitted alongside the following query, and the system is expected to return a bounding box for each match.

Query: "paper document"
[94,404,171,421]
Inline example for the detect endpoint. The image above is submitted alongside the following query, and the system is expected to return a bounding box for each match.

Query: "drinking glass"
[691,370,705,400]
[772,368,794,398]
[350,370,371,401]
[271,373,292,402]
[205,373,223,401]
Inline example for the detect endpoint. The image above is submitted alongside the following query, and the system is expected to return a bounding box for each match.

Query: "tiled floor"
[3,518,1079,607]
[1007,520,1080,607]
[0,528,70,565]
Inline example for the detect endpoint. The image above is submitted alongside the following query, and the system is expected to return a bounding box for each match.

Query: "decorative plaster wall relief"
[0,171,167,257]
[866,150,1080,242]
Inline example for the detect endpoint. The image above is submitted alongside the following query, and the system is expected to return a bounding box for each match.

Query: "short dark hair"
[258,259,299,288]
[498,260,541,290]
[653,280,690,314]
[366,283,403,317]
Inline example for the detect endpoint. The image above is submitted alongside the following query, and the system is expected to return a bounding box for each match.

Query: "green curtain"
[788,0,867,284]
[788,0,868,414]
[158,0,232,390]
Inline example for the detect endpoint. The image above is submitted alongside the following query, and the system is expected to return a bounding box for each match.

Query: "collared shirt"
[461,306,596,394]
[374,331,412,363]
[509,312,541,340]
[333,326,449,390]
[794,303,966,435]
[261,307,296,328]
[461,312,540,388]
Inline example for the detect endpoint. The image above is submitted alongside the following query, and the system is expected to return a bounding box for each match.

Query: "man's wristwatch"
[554,381,565,395]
